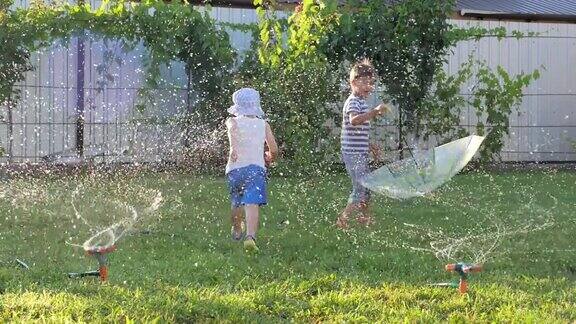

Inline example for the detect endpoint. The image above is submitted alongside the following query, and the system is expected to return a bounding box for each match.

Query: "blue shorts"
[342,153,371,204]
[227,165,267,208]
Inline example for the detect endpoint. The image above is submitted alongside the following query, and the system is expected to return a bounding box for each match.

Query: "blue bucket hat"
[227,88,265,117]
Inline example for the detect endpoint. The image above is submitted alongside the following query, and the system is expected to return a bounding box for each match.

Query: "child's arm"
[369,143,382,162]
[349,103,392,126]
[264,121,279,164]
[226,118,239,162]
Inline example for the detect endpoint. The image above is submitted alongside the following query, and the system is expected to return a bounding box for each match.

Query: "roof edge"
[459,9,576,23]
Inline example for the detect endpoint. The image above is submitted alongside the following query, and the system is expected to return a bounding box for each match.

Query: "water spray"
[15,258,30,270]
[66,189,163,282]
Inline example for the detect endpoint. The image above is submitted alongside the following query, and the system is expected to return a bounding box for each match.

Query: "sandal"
[244,235,259,252]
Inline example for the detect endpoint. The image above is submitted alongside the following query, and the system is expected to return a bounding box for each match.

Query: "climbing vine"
[0,0,235,127]
[422,58,541,161]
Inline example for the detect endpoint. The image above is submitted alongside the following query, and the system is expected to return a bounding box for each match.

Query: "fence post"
[7,95,13,163]
[184,64,192,149]
[75,1,86,159]
[398,105,403,159]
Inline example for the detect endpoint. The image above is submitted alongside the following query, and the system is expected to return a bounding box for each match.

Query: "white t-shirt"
[225,116,266,174]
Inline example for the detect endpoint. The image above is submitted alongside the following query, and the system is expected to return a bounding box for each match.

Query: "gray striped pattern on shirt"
[341,94,370,154]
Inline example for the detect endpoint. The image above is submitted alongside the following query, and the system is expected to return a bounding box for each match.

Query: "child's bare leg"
[243,204,259,251]
[231,206,243,237]
[244,204,259,239]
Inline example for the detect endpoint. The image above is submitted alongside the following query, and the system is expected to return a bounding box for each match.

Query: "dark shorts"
[227,164,267,208]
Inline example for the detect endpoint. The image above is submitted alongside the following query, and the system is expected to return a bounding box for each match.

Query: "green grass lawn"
[0,170,575,322]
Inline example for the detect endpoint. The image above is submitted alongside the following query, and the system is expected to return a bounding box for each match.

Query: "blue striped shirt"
[341,94,370,154]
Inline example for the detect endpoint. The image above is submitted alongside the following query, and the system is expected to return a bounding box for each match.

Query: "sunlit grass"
[0,170,575,321]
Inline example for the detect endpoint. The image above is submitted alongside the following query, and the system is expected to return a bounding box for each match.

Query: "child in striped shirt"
[337,59,392,229]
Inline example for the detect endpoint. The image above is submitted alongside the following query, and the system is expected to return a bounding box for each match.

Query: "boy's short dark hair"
[349,59,376,83]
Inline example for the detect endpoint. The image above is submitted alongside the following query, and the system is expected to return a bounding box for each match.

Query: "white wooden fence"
[449,20,576,162]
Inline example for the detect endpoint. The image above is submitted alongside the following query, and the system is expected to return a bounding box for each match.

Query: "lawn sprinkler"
[445,263,483,294]
[68,245,116,282]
